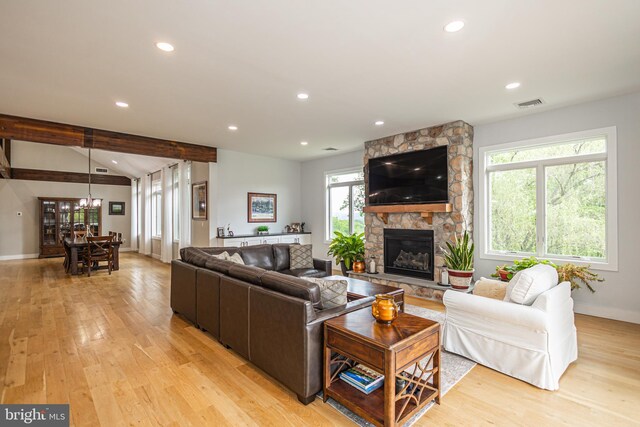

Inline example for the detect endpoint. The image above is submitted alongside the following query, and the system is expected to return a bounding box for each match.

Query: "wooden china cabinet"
[38,197,102,258]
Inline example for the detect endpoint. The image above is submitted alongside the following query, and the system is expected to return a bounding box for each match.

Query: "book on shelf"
[339,364,384,394]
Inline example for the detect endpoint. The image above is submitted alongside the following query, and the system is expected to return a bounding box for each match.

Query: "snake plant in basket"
[442,231,475,289]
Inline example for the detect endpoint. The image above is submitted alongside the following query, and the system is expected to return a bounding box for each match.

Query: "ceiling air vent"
[323,147,339,151]
[515,98,545,109]
[95,167,108,174]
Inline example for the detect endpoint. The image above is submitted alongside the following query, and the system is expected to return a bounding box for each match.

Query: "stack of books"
[339,364,384,394]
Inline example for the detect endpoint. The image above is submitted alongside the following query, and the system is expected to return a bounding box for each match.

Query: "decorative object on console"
[290,244,314,269]
[327,231,365,275]
[352,259,365,273]
[442,231,474,290]
[290,222,301,233]
[108,201,125,215]
[192,181,208,220]
[248,192,277,222]
[257,225,270,235]
[371,293,400,324]
[440,267,449,286]
[216,227,225,237]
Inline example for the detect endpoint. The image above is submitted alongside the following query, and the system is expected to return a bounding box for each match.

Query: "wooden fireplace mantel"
[363,203,453,225]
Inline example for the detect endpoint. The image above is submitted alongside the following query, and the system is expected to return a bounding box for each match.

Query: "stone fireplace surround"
[352,120,474,301]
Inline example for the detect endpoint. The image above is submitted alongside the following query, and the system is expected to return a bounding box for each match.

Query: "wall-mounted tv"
[367,146,448,205]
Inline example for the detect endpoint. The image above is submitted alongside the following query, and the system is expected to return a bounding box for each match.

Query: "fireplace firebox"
[383,229,434,280]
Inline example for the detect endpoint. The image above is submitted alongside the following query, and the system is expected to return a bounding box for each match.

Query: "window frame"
[478,126,618,271]
[324,167,365,243]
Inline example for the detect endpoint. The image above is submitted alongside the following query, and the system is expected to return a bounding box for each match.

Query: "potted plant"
[256,225,269,235]
[491,256,604,292]
[442,231,474,289]
[327,231,365,275]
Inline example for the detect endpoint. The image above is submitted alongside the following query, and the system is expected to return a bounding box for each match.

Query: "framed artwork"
[192,181,208,220]
[109,201,125,215]
[247,192,277,223]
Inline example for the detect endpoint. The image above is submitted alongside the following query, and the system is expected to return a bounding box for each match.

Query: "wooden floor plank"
[0,254,639,426]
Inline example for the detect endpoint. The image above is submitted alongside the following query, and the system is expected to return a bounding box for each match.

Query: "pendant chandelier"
[79,149,101,208]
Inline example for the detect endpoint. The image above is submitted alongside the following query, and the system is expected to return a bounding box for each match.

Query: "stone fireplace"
[384,229,434,281]
[352,120,474,300]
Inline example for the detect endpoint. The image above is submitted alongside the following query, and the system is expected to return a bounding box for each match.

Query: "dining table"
[63,237,122,275]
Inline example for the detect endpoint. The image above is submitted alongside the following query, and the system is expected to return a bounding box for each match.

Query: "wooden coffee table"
[325,275,405,311]
[323,308,440,427]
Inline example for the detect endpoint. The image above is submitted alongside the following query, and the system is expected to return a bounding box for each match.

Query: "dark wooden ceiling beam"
[0,114,217,162]
[0,139,10,179]
[10,168,131,186]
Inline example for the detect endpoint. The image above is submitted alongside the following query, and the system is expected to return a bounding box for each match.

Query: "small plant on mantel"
[256,225,269,235]
[442,231,474,289]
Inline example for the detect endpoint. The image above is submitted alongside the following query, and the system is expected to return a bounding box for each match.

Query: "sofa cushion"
[281,268,327,278]
[273,243,293,271]
[204,258,233,275]
[302,277,348,309]
[227,264,267,286]
[181,247,211,267]
[505,264,558,305]
[239,244,275,270]
[290,244,313,269]
[261,271,323,310]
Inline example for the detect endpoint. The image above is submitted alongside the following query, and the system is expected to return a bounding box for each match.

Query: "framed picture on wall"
[109,201,125,215]
[247,192,277,223]
[192,181,208,220]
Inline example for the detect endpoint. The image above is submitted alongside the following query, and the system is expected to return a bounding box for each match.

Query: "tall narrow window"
[151,179,162,238]
[172,166,180,241]
[479,127,617,270]
[326,169,365,240]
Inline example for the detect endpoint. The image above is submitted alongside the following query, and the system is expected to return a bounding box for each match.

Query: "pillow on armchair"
[504,264,558,305]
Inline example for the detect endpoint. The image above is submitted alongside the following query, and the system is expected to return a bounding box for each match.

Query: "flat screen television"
[368,146,448,205]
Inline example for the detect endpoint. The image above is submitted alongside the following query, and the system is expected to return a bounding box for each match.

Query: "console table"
[323,308,440,427]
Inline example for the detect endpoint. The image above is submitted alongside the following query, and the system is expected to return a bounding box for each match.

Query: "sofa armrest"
[313,258,333,276]
[309,297,374,325]
[444,290,547,330]
[532,282,572,312]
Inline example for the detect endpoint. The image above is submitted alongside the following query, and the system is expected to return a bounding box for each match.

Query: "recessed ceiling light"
[300,141,308,146]
[414,168,421,171]
[444,20,465,33]
[228,125,238,131]
[112,160,118,164]
[156,42,174,52]
[505,82,521,90]
[115,101,129,108]
[375,120,384,126]
[297,93,309,100]
[384,162,392,165]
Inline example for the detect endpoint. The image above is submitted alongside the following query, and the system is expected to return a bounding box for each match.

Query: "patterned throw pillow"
[227,252,245,265]
[302,277,348,308]
[211,251,228,260]
[289,244,313,269]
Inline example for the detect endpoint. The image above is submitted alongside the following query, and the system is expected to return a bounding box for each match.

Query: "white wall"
[473,92,640,323]
[0,142,132,258]
[301,149,364,261]
[210,149,302,240]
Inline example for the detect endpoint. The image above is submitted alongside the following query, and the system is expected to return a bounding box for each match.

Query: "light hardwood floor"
[1,254,639,426]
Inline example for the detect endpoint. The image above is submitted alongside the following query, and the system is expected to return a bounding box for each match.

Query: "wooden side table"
[323,308,440,427]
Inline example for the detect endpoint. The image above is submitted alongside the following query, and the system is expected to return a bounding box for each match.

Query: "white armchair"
[443,279,578,390]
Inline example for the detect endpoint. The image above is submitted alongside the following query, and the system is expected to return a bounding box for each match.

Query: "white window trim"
[478,126,618,272]
[151,179,162,239]
[324,167,364,244]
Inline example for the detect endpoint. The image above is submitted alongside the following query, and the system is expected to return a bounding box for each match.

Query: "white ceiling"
[1,0,639,162]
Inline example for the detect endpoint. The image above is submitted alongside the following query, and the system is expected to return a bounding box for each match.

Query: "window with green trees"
[326,169,364,240]
[480,127,617,270]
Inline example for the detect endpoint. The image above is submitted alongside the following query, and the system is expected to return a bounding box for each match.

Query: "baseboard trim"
[0,253,40,261]
[574,302,640,324]
[151,253,161,260]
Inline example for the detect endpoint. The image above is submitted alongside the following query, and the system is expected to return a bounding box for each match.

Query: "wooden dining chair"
[74,230,87,240]
[84,235,115,277]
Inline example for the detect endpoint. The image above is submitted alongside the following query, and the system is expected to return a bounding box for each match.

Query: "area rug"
[321,304,476,426]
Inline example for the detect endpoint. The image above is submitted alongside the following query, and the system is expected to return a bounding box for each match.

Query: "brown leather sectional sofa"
[171,244,374,404]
